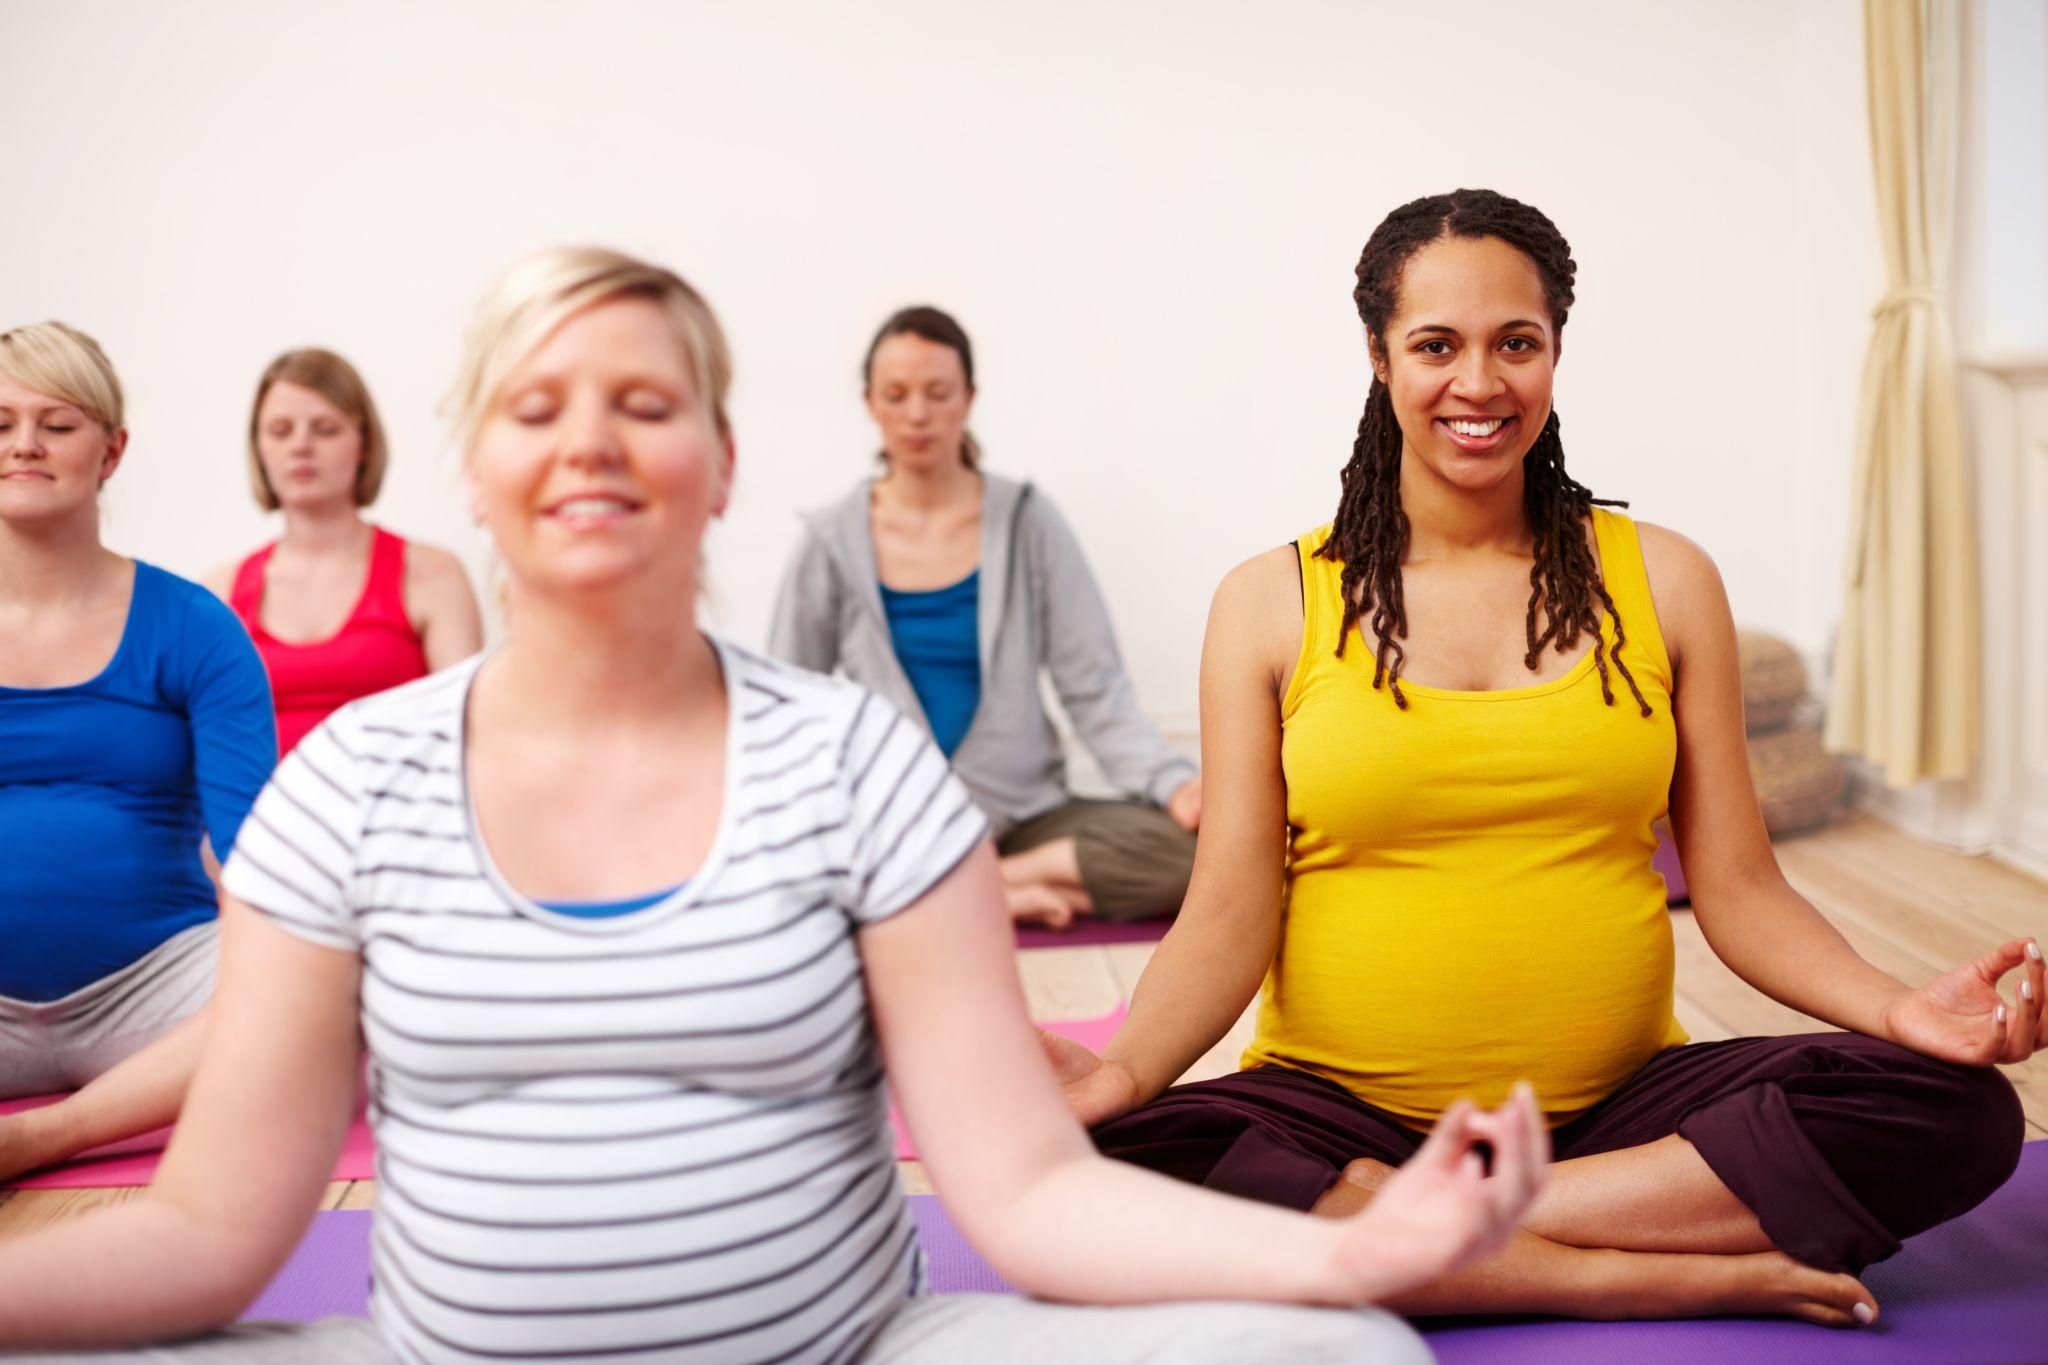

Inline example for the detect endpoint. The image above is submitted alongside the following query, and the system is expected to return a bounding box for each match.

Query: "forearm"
[975,1149,1370,1307]
[1108,900,1277,1100]
[1696,880,1910,1038]
[1063,686,1192,803]
[0,1198,269,1348]
[8,1010,205,1170]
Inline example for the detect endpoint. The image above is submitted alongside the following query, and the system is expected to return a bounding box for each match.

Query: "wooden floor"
[2,814,2042,1230]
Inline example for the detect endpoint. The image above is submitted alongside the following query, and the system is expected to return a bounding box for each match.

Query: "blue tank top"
[879,570,981,757]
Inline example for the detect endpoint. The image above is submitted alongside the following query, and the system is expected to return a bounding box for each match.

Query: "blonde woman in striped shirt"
[0,248,1546,1365]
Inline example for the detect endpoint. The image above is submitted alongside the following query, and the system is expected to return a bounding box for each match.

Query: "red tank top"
[231,527,431,754]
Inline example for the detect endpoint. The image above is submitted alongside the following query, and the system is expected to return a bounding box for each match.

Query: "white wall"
[2,0,1882,724]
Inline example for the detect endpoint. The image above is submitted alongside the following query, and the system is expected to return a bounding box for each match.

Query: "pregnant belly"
[1246,884,1685,1126]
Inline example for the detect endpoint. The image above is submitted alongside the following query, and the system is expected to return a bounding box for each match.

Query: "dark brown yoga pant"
[1091,1033,2024,1273]
[999,798,1195,922]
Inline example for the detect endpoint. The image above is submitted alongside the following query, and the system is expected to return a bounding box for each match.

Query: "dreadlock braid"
[1318,188,1652,717]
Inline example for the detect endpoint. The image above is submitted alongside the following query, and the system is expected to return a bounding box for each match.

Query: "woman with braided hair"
[1048,188,2035,1326]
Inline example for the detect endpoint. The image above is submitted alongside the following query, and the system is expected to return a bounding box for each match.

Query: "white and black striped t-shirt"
[221,638,988,1365]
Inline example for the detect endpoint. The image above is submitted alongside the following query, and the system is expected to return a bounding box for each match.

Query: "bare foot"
[1314,1157,1878,1327]
[1004,882,1092,929]
[1677,1252,1877,1329]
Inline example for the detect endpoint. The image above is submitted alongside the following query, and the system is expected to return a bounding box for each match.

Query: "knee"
[1942,1061,2025,1201]
[1337,1156,1395,1191]
[1864,1043,2026,1217]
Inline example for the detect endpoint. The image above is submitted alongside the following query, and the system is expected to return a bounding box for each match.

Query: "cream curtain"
[1826,0,1976,787]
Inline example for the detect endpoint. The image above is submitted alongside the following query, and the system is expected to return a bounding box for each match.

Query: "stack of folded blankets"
[1738,630,1848,838]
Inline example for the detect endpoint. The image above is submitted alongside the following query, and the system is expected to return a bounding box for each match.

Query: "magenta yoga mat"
[0,1096,376,1190]
[242,1145,2048,1361]
[1014,917,1171,950]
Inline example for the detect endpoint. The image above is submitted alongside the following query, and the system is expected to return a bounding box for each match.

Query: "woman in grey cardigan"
[769,306,1199,929]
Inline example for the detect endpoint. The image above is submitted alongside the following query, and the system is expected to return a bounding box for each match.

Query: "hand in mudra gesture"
[1043,1029,1551,1297]
[1330,1084,1550,1296]
[1882,938,2044,1066]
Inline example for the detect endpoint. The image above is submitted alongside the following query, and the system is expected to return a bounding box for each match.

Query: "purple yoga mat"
[243,1211,372,1321]
[251,1146,2048,1362]
[911,1141,2048,1364]
[1014,916,1171,950]
[1653,824,1690,905]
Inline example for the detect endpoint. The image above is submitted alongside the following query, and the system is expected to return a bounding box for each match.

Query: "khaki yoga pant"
[999,799,1195,922]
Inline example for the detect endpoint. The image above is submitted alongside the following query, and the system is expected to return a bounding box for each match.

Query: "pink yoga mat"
[1015,917,1172,950]
[891,1007,1128,1159]
[0,1095,376,1190]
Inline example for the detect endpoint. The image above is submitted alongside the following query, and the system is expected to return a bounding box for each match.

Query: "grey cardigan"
[767,473,1196,838]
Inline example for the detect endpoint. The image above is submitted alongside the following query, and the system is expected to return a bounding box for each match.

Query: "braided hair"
[1320,189,1651,717]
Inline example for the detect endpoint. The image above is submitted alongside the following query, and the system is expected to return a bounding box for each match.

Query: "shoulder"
[802,478,875,530]
[399,538,465,578]
[341,654,478,731]
[1627,520,1730,665]
[1004,476,1061,530]
[136,562,255,644]
[397,539,475,596]
[199,556,247,603]
[1631,520,1725,606]
[310,655,480,770]
[1007,480,1090,565]
[720,635,916,756]
[787,481,873,559]
[1213,542,1303,617]
[719,635,868,721]
[1208,543,1305,687]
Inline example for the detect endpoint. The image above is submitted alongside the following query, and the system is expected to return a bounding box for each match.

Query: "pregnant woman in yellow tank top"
[1050,189,2039,1327]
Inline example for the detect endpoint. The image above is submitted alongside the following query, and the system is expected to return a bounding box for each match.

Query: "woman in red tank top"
[206,350,483,752]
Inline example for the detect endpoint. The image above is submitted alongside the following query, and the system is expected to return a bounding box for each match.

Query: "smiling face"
[255,380,365,511]
[1373,234,1558,498]
[467,294,733,600]
[0,373,125,529]
[865,332,974,473]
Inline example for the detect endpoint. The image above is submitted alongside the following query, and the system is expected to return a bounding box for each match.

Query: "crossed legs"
[0,921,216,1181]
[1093,1035,2024,1324]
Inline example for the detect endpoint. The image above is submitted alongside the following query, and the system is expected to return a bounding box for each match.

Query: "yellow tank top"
[1244,508,1687,1128]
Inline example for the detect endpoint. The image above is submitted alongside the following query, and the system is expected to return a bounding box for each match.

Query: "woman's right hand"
[1328,1084,1550,1301]
[1040,1031,1143,1127]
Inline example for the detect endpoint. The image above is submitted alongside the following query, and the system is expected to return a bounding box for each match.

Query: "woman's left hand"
[1881,938,2044,1065]
[1167,776,1202,832]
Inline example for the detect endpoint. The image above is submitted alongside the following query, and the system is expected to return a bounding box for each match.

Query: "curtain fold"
[1825,0,1977,787]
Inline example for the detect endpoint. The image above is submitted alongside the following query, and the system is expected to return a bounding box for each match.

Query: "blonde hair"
[0,322,125,431]
[248,348,390,511]
[444,246,733,455]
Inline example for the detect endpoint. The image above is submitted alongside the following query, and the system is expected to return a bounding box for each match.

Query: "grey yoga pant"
[10,1297,1431,1364]
[0,921,218,1098]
